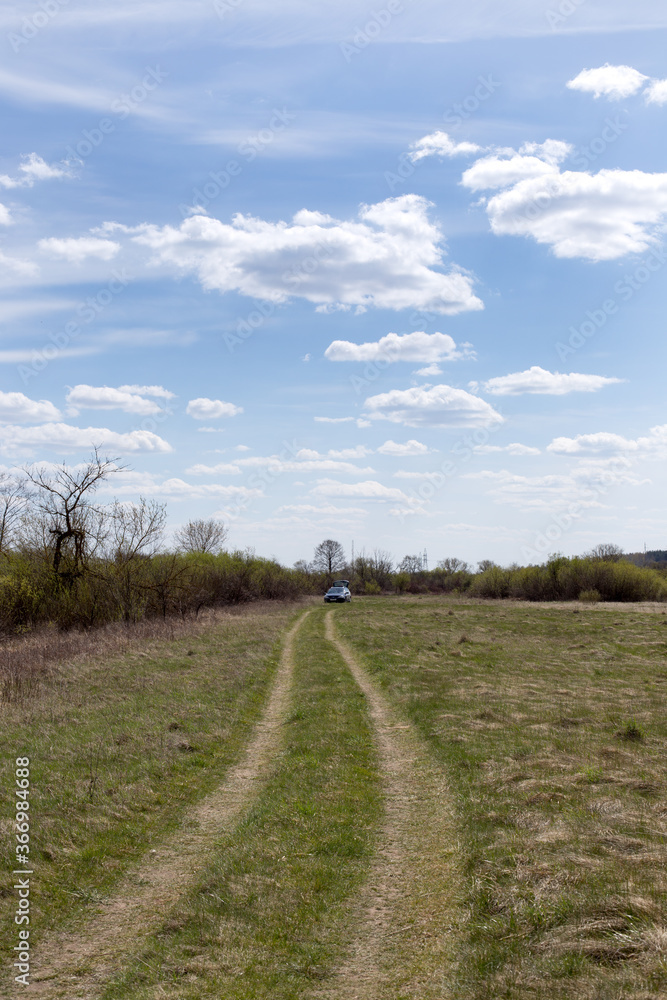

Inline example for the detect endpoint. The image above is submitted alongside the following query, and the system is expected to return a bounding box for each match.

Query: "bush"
[579,589,601,603]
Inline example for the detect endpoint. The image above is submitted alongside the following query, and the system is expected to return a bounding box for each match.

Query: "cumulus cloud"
[462,140,571,192]
[186,397,243,420]
[310,478,414,502]
[644,79,667,105]
[118,384,176,399]
[0,390,61,423]
[363,384,503,429]
[414,363,443,377]
[38,236,120,263]
[0,423,171,456]
[0,204,11,225]
[128,195,483,315]
[408,130,482,162]
[473,443,541,456]
[377,439,431,456]
[314,416,355,424]
[66,385,164,416]
[466,460,645,510]
[463,138,667,259]
[0,153,71,189]
[324,330,470,363]
[0,250,38,278]
[190,454,373,475]
[566,64,649,100]
[480,366,622,395]
[547,424,667,456]
[113,473,260,500]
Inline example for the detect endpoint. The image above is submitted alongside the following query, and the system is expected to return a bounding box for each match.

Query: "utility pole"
[423,548,428,571]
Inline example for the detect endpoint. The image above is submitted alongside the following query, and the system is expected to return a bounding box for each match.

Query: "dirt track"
[24,610,311,1000]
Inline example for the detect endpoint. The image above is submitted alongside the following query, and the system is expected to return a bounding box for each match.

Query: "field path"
[317,610,462,999]
[26,609,311,1000]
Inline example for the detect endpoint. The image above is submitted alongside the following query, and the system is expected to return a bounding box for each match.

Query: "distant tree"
[0,474,29,557]
[175,517,228,554]
[477,559,496,573]
[313,539,346,576]
[23,449,121,588]
[438,557,469,574]
[399,555,423,574]
[586,543,624,562]
[293,558,312,573]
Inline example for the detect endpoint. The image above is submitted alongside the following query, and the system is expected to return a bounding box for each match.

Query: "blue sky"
[1,0,666,567]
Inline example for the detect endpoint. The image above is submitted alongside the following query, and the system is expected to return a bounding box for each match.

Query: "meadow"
[2,594,666,998]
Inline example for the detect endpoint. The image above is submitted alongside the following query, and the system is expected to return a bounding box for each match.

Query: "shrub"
[579,589,601,603]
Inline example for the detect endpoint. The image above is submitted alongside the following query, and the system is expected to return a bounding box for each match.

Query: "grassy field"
[0,603,296,947]
[336,596,667,998]
[3,594,667,998]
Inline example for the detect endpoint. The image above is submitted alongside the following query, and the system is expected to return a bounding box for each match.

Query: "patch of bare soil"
[316,611,462,1000]
[22,610,311,1000]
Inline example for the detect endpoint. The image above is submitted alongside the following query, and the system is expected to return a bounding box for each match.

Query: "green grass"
[100,608,383,999]
[0,603,297,952]
[334,596,667,999]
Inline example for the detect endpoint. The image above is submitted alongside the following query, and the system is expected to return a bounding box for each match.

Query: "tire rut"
[24,609,311,1000]
[317,610,461,999]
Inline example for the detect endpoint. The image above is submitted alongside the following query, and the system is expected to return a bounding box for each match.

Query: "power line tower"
[422,548,428,571]
[351,540,355,568]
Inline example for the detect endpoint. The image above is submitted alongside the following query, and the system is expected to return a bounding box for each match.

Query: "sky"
[1,0,666,568]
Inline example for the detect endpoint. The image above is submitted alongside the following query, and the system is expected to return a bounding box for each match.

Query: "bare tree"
[103,498,167,622]
[175,517,227,554]
[23,450,121,588]
[399,554,422,574]
[313,538,346,576]
[0,475,29,558]
[437,557,469,574]
[586,543,624,562]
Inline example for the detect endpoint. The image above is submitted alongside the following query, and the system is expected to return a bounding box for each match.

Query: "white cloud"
[314,416,355,424]
[324,330,470,363]
[0,391,61,423]
[547,424,667,457]
[113,474,261,500]
[566,64,649,100]
[310,478,414,502]
[465,461,645,510]
[0,250,39,279]
[0,153,71,189]
[277,503,367,516]
[65,385,163,416]
[469,157,667,260]
[414,363,443,377]
[0,423,171,457]
[480,366,622,395]
[644,79,667,105]
[186,397,243,420]
[38,237,120,263]
[130,196,483,315]
[189,454,374,475]
[327,445,373,459]
[363,384,503,429]
[377,439,431,456]
[408,130,482,162]
[118,384,176,399]
[185,462,242,475]
[0,204,11,225]
[461,140,571,192]
[473,443,541,456]
[393,470,444,480]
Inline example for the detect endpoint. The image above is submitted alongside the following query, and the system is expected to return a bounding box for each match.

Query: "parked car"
[324,585,351,603]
